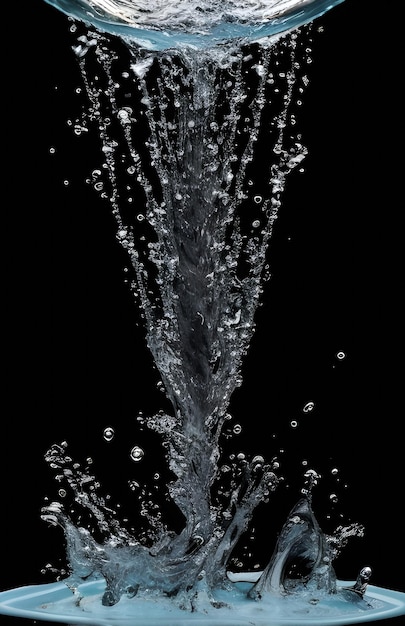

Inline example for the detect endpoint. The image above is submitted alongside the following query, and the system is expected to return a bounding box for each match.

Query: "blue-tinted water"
[37,0,357,611]
[44,0,345,49]
[6,0,404,623]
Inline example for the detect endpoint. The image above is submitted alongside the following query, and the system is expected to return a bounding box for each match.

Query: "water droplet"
[103,426,115,442]
[128,480,140,491]
[331,467,339,476]
[130,446,144,462]
[118,107,132,123]
[72,35,97,58]
[303,401,315,413]
[233,424,242,435]
[303,469,320,492]
[290,420,298,428]
[74,124,87,135]
[329,493,338,504]
[253,195,262,204]
[336,351,346,360]
[252,219,260,228]
[252,455,265,465]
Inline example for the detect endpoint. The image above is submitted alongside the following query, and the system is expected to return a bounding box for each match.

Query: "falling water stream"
[42,7,368,606]
[41,28,343,607]
[1,1,404,625]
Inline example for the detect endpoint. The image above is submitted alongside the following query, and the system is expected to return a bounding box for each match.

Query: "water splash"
[1,1,404,623]
[33,21,373,614]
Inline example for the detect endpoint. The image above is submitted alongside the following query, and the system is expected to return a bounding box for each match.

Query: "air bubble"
[336,351,346,360]
[233,424,242,435]
[290,420,298,428]
[130,446,144,462]
[103,427,115,442]
[303,401,315,413]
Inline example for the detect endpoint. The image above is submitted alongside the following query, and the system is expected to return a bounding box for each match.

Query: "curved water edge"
[44,0,345,50]
[1,577,405,625]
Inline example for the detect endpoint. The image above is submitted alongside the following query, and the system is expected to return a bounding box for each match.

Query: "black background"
[3,0,404,625]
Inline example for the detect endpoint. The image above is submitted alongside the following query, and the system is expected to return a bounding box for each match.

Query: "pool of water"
[1,576,404,625]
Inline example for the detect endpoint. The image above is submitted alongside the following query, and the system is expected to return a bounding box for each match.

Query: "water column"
[1,0,402,620]
[41,28,318,605]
